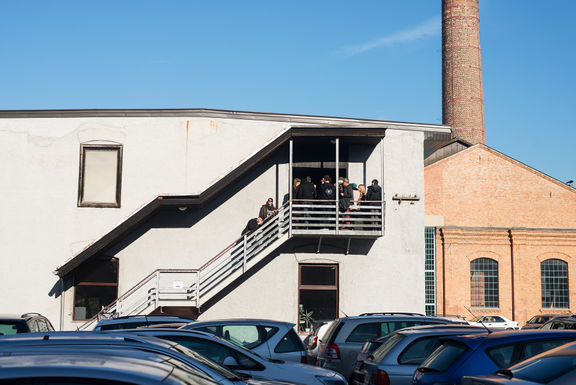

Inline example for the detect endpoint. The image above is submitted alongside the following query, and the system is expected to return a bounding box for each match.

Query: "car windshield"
[508,356,576,383]
[471,316,484,323]
[418,341,468,373]
[527,316,549,324]
[170,342,243,381]
[371,333,405,362]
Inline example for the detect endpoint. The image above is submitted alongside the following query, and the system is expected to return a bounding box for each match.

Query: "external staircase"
[80,200,383,330]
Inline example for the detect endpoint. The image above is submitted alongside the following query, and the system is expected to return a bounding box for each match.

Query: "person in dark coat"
[297,176,316,200]
[366,179,382,205]
[339,178,354,212]
[241,216,263,236]
[317,175,336,201]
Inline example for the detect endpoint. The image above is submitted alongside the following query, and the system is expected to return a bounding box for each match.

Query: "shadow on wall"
[199,237,376,313]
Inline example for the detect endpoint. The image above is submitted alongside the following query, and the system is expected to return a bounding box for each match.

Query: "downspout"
[289,139,293,238]
[508,229,516,321]
[59,277,65,331]
[440,228,447,316]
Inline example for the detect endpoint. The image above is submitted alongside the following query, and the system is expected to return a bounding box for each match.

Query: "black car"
[0,313,55,334]
[540,315,576,330]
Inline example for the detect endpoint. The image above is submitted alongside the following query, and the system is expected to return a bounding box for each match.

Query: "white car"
[468,315,519,329]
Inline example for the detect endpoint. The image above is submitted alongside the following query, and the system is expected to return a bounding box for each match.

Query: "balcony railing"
[290,199,384,237]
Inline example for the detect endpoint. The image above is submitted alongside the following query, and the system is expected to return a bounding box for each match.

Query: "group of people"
[293,175,382,210]
[240,176,382,236]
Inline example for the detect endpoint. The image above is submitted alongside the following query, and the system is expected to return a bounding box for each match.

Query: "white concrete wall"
[1,114,427,330]
[0,116,288,328]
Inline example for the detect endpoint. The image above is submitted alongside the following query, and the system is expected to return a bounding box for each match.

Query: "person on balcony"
[339,178,354,228]
[366,179,382,204]
[297,176,316,201]
[317,175,335,201]
[259,198,277,221]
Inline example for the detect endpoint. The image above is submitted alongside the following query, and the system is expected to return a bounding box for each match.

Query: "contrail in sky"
[341,17,440,56]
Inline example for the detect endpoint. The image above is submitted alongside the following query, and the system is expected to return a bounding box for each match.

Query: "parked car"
[93,314,196,331]
[540,315,576,330]
[181,318,307,364]
[461,340,576,385]
[0,352,219,385]
[119,328,348,385]
[412,330,576,385]
[353,325,486,385]
[0,331,253,385]
[467,315,519,330]
[0,312,55,334]
[522,314,568,329]
[315,312,460,379]
[305,320,335,364]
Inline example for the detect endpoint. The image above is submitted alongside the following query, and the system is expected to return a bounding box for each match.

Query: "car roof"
[440,330,576,350]
[397,325,486,335]
[182,318,295,328]
[0,352,215,384]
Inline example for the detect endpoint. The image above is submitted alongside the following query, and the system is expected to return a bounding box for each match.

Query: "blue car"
[412,330,576,385]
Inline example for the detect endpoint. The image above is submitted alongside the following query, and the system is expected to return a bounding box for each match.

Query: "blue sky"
[1,1,574,182]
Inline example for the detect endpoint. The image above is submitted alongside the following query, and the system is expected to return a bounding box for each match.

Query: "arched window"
[541,259,569,309]
[470,258,499,308]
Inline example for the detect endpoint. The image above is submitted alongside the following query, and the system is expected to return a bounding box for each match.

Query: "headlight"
[314,375,346,385]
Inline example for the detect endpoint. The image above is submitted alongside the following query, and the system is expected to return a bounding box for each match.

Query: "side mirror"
[223,356,240,368]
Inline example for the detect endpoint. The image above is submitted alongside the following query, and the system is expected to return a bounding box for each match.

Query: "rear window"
[511,355,576,383]
[322,319,343,344]
[486,343,517,368]
[371,333,405,362]
[0,321,29,335]
[520,339,574,361]
[275,329,304,353]
[419,340,468,373]
[346,320,440,343]
[398,336,443,365]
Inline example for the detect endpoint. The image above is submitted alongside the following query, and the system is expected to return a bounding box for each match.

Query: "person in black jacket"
[366,179,382,204]
[241,216,263,236]
[297,176,316,200]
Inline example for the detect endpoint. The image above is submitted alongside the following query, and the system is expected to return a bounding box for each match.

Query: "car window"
[100,321,148,331]
[274,329,304,353]
[511,355,576,383]
[221,325,264,349]
[197,326,219,334]
[520,339,573,361]
[493,316,505,322]
[346,322,381,342]
[371,333,405,362]
[398,336,443,365]
[486,343,518,368]
[164,336,263,371]
[419,341,468,373]
[0,321,28,335]
[541,322,553,330]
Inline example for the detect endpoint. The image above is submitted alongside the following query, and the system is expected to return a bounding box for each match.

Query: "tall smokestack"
[442,0,485,144]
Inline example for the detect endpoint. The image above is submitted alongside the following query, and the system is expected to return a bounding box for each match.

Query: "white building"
[0,108,450,330]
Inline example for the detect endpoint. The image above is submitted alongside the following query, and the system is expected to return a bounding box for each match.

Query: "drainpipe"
[440,228,447,316]
[508,229,516,321]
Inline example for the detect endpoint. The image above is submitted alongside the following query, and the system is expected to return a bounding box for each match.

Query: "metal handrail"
[79,199,382,329]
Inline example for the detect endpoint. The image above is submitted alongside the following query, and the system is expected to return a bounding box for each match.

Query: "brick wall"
[442,0,485,144]
[426,145,576,324]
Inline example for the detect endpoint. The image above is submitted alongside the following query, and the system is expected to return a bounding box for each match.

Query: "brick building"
[425,143,576,324]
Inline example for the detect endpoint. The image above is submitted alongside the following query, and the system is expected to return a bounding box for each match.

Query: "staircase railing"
[79,198,383,330]
[79,202,290,330]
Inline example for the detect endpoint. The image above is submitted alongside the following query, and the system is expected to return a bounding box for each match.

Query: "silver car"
[181,318,307,364]
[316,313,461,380]
[356,325,486,385]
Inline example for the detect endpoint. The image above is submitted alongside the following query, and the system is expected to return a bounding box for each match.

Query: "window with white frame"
[541,259,569,309]
[78,144,122,208]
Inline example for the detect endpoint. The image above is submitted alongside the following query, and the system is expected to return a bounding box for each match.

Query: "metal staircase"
[80,199,383,330]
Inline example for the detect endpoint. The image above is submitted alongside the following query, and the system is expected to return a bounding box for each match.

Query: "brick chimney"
[442,0,485,144]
